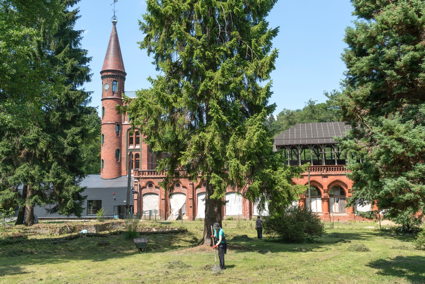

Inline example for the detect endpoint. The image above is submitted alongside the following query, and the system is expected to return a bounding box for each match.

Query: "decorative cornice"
[101,73,126,81]
[101,96,123,101]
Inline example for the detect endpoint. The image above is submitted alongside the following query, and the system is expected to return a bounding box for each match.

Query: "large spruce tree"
[0,0,94,225]
[125,0,306,244]
[339,0,425,220]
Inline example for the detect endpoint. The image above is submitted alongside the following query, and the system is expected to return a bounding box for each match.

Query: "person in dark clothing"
[256,216,263,240]
[212,222,226,269]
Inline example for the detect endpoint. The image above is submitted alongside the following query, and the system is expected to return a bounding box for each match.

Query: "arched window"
[101,159,104,169]
[307,186,322,212]
[135,153,140,169]
[102,107,105,117]
[115,149,120,160]
[129,133,134,148]
[112,80,117,92]
[330,186,346,213]
[115,124,121,134]
[135,131,140,146]
[101,134,104,144]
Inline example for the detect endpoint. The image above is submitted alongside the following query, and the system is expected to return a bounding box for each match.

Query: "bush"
[226,217,233,220]
[263,206,324,243]
[96,208,106,222]
[123,215,140,240]
[414,231,425,250]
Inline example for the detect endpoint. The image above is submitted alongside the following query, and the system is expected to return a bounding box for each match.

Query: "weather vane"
[111,0,118,22]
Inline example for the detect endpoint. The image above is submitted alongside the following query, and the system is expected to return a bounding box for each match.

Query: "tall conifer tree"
[0,0,94,225]
[339,0,425,220]
[125,0,306,244]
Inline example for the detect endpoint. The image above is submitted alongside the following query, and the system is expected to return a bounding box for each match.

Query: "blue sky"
[74,0,356,116]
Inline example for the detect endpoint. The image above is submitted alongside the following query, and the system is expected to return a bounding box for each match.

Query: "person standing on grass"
[256,216,263,240]
[212,222,226,270]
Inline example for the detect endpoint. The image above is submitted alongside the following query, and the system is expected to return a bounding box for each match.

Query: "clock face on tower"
[104,83,110,90]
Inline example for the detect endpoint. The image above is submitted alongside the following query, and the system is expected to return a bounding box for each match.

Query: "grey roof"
[80,175,131,189]
[273,122,351,146]
[125,91,136,98]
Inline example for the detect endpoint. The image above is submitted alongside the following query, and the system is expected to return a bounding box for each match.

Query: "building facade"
[36,20,369,221]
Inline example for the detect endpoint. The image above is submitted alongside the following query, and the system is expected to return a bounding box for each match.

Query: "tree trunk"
[24,185,34,226]
[15,185,27,225]
[203,179,223,246]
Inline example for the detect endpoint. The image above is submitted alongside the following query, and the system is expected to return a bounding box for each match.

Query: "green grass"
[1,220,425,283]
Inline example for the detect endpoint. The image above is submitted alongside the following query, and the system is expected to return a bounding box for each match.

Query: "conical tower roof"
[101,20,125,73]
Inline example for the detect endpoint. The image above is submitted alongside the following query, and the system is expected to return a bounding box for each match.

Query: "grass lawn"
[1,220,425,283]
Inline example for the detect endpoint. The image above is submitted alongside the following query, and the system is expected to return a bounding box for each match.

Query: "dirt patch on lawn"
[164,259,191,269]
[175,245,212,254]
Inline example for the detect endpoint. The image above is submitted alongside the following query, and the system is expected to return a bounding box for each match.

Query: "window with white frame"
[330,186,346,213]
[306,186,322,212]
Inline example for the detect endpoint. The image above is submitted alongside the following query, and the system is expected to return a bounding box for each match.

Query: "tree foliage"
[270,91,342,137]
[338,0,425,220]
[0,0,94,225]
[124,0,306,243]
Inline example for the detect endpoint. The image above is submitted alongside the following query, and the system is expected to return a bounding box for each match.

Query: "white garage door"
[197,193,206,218]
[225,192,242,216]
[170,193,186,215]
[253,200,269,216]
[355,200,371,212]
[142,194,159,214]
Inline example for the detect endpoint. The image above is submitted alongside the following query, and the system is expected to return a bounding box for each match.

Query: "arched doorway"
[197,193,206,219]
[225,192,242,216]
[142,193,159,217]
[330,186,346,213]
[306,186,322,212]
[169,193,186,218]
[254,200,269,216]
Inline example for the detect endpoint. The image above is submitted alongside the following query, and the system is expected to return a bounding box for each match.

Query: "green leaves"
[124,0,304,212]
[339,0,425,220]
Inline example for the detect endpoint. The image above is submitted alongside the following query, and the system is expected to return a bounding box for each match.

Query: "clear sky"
[74,0,356,116]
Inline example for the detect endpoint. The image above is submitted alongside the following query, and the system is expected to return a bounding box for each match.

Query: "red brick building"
[100,20,369,221]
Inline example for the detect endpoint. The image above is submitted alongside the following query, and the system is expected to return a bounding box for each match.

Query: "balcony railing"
[304,165,350,175]
[133,166,349,178]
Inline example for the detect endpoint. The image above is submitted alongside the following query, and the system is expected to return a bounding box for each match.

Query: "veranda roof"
[273,122,351,146]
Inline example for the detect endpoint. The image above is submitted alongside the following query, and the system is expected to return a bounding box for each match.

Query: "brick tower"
[100,19,126,179]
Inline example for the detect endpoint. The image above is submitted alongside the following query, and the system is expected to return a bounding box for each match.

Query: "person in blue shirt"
[212,222,226,269]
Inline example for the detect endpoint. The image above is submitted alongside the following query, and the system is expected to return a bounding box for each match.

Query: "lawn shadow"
[0,266,30,277]
[368,255,425,283]
[0,229,201,276]
[227,231,373,255]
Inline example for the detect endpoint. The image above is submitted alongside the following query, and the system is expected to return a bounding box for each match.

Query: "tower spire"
[101,18,125,74]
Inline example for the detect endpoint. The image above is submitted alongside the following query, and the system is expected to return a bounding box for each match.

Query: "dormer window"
[112,80,118,92]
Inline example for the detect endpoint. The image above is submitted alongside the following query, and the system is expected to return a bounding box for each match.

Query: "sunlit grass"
[0,220,424,283]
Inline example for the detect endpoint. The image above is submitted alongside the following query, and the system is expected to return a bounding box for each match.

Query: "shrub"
[263,206,324,243]
[96,208,106,222]
[226,217,233,220]
[123,215,140,240]
[414,231,425,250]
